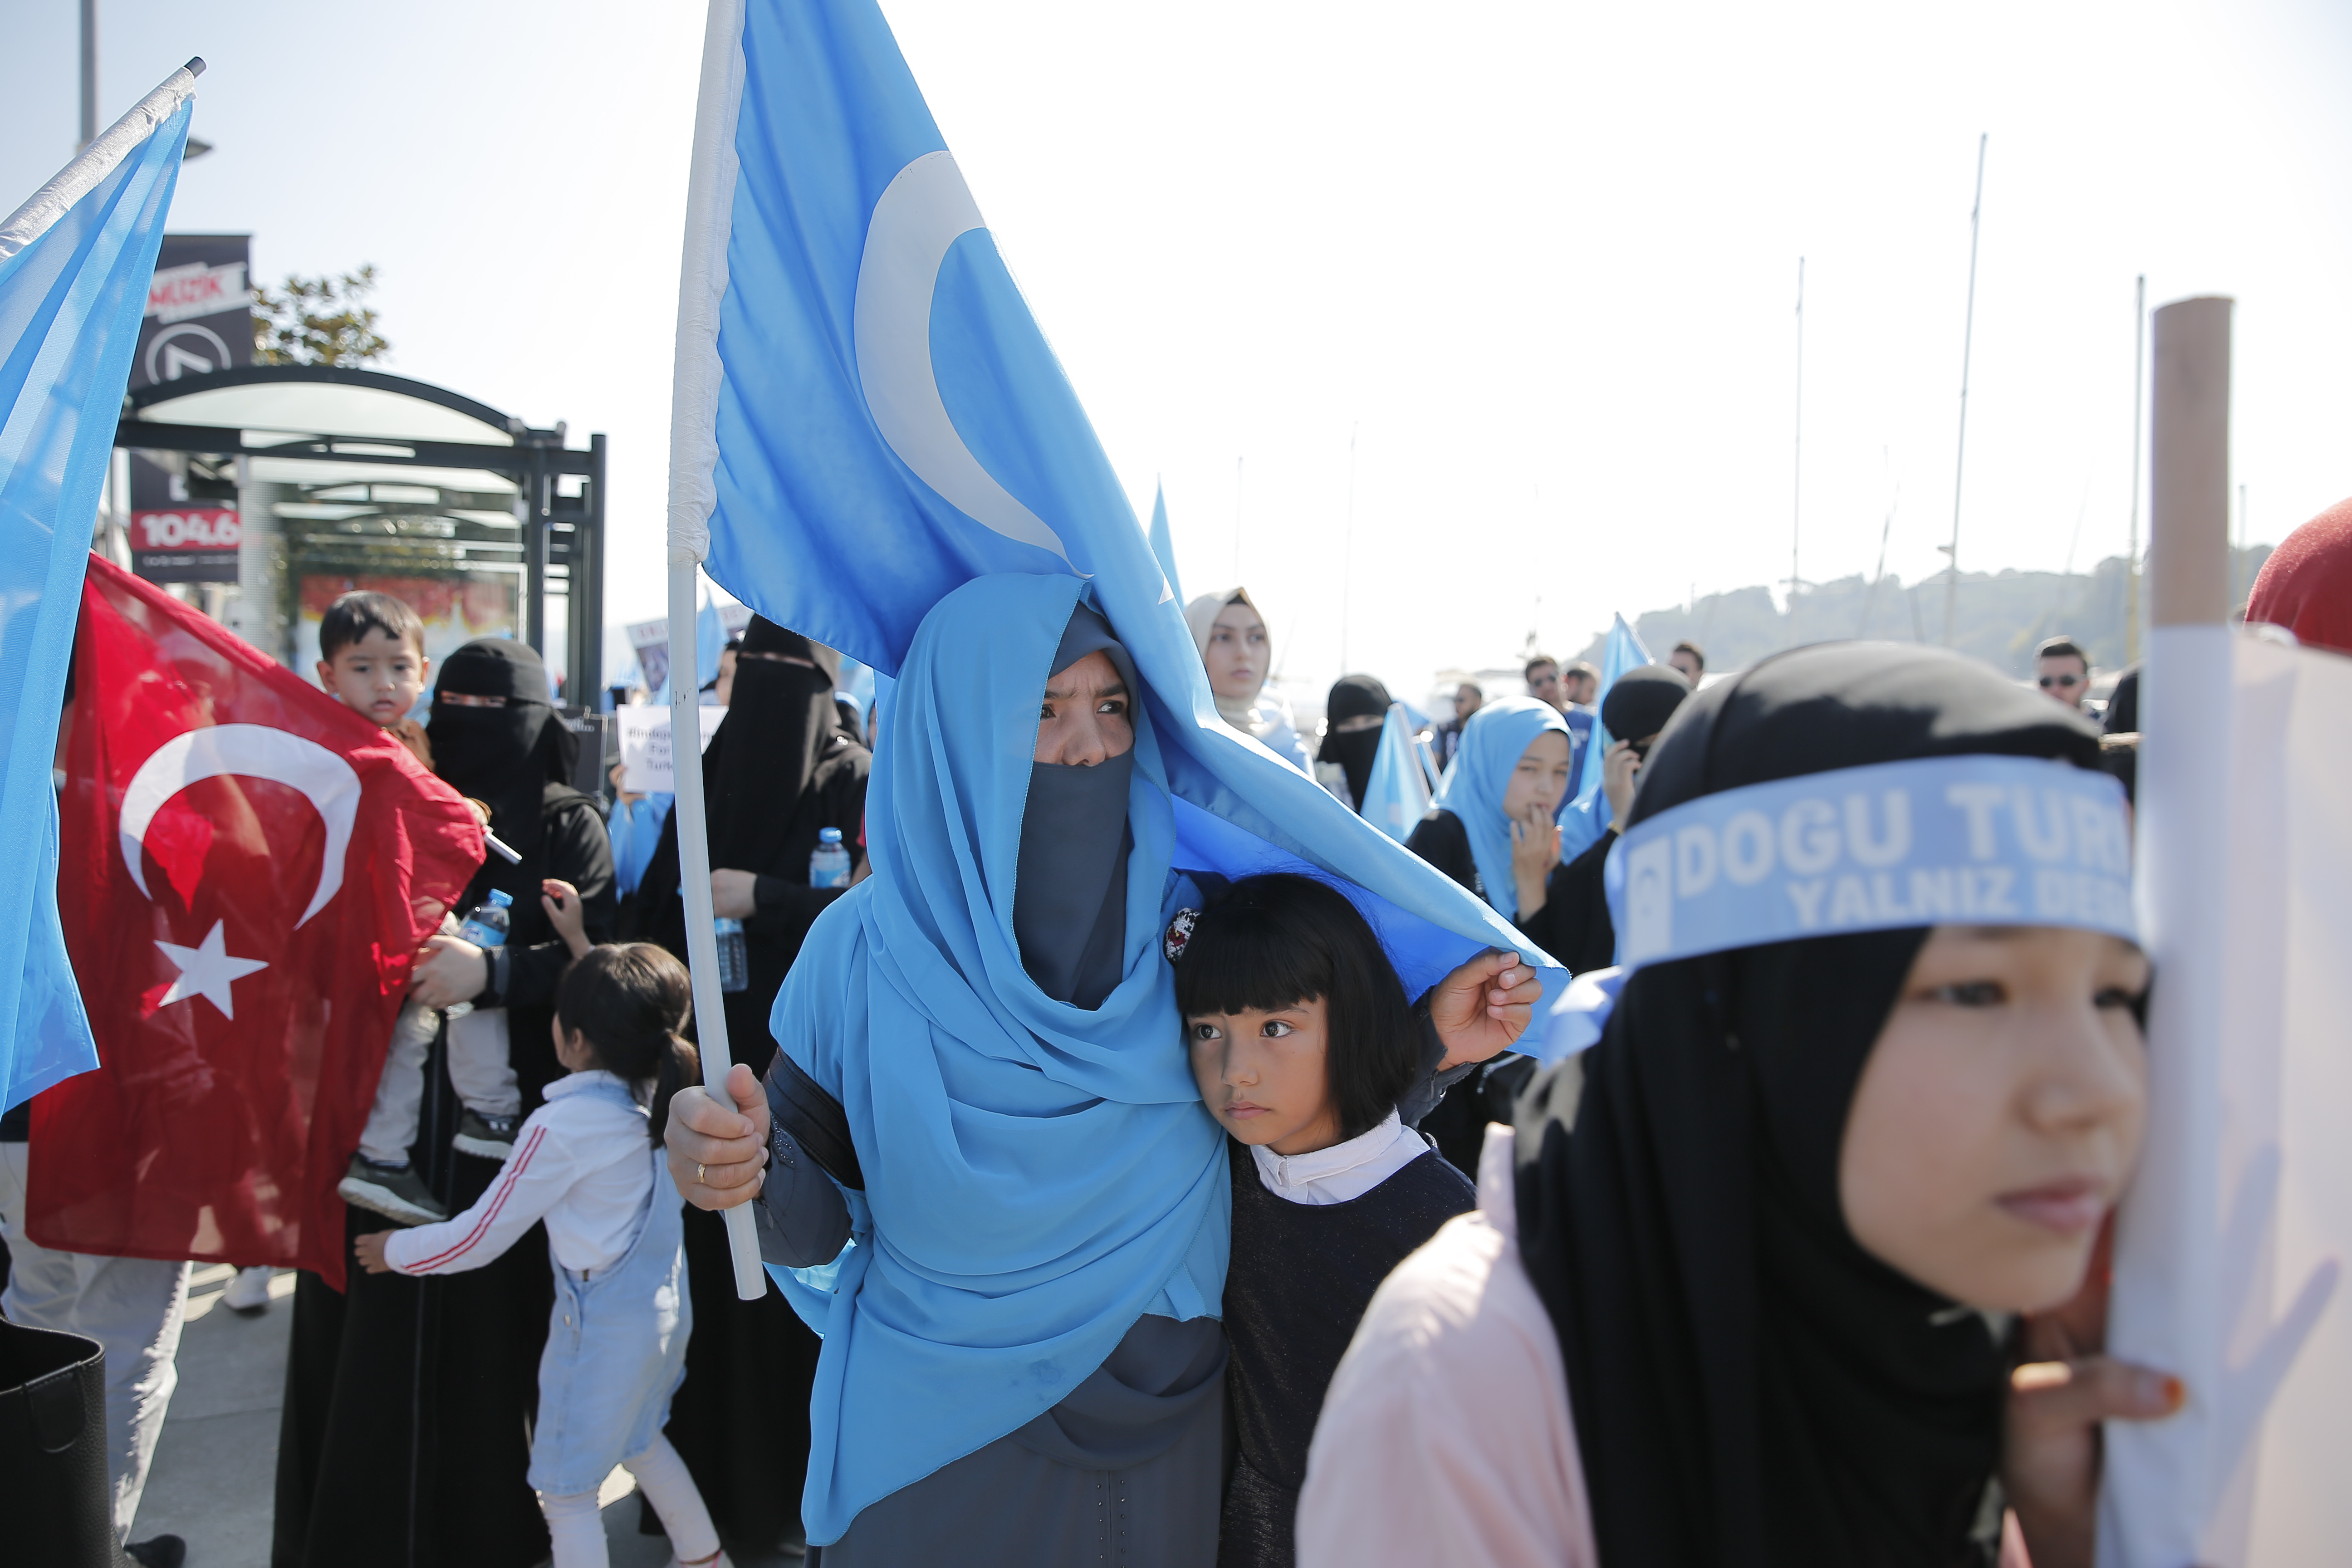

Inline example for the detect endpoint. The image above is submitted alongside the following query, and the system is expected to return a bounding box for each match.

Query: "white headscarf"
[1184,587,1271,731]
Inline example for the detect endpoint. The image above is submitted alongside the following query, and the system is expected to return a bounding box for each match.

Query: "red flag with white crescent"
[29,556,484,1288]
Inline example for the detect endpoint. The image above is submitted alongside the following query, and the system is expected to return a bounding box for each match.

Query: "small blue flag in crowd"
[1147,482,1183,606]
[1359,702,1432,845]
[1558,613,1652,859]
[0,62,201,1109]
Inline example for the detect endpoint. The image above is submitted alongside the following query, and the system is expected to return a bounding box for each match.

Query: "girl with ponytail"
[355,943,730,1568]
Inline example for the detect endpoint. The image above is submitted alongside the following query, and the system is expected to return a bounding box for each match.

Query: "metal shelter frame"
[111,364,606,697]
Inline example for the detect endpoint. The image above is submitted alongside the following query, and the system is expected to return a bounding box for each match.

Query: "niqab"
[429,638,575,872]
[1014,606,1139,1009]
[706,617,847,871]
[1513,641,2103,1568]
[1317,674,1391,811]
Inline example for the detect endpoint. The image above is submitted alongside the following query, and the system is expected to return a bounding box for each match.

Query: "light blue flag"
[0,63,200,1110]
[1360,701,1432,844]
[1147,481,1183,605]
[1557,613,1653,859]
[666,0,1541,975]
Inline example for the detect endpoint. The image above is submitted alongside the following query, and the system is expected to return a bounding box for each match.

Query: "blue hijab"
[1431,695,1570,919]
[769,573,1558,1539]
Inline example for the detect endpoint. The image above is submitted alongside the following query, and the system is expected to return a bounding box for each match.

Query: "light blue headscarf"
[1431,696,1571,920]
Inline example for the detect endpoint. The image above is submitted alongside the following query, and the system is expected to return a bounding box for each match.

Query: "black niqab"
[1513,642,2103,1568]
[428,638,576,867]
[1317,674,1391,812]
[707,617,848,872]
[1014,607,1138,1010]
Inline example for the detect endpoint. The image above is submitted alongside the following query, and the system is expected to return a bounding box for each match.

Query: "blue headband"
[1602,753,2136,971]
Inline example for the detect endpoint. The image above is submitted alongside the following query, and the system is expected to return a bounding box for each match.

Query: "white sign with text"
[616,704,726,794]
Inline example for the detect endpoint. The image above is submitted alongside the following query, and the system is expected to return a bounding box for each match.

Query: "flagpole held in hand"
[669,562,766,1303]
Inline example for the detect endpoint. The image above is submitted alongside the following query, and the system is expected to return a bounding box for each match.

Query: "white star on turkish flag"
[152,919,270,1020]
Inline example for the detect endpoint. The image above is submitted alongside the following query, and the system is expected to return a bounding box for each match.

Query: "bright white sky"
[7,0,2349,700]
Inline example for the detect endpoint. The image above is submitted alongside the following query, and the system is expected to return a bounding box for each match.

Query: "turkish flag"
[29,557,484,1288]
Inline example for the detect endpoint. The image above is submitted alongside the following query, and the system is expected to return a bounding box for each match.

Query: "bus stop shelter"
[112,364,605,702]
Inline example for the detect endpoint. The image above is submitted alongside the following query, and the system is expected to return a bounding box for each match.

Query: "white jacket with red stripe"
[383,1070,660,1278]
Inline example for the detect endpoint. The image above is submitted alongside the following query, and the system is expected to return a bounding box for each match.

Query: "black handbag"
[0,1317,126,1567]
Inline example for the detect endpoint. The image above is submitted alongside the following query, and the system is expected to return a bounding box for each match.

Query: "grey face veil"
[1014,606,1141,1009]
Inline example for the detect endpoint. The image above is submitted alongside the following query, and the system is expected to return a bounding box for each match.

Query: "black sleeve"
[754,1127,854,1269]
[754,1046,857,1267]
[494,801,618,1009]
[1404,809,1480,898]
[744,751,870,940]
[748,874,848,931]
[1521,828,1617,975]
[1396,991,1478,1130]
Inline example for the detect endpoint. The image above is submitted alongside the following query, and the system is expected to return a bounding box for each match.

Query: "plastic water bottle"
[457,888,513,949]
[811,827,851,889]
[714,916,749,993]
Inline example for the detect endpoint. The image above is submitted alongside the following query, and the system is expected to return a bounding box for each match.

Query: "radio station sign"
[129,508,241,583]
[125,234,254,586]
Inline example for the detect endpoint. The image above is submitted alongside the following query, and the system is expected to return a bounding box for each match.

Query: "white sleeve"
[382,1113,576,1276]
[1296,1211,1598,1568]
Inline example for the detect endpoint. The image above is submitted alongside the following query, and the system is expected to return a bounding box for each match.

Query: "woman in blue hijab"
[1406,696,1575,936]
[662,574,1541,1565]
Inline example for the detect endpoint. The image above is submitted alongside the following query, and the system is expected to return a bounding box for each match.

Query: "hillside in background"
[1577,547,2274,678]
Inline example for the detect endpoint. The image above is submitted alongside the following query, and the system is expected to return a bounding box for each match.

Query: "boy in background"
[314,592,519,1226]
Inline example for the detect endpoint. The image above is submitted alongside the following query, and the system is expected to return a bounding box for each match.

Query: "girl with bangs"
[1168,874,1477,1568]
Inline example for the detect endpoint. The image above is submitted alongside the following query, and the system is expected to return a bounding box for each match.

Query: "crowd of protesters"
[3,493,2347,1568]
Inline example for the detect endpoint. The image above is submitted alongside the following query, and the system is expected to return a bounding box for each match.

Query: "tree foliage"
[251,265,390,366]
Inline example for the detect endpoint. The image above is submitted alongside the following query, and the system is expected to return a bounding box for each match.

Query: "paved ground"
[132,1264,803,1567]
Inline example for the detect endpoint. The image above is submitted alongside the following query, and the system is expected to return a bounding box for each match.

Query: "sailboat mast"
[1943,134,1988,647]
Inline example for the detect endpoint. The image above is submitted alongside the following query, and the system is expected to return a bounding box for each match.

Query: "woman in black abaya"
[1315,674,1391,813]
[625,616,869,1557]
[274,638,617,1568]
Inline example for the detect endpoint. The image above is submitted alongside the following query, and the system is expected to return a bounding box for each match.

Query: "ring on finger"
[697,1162,707,1185]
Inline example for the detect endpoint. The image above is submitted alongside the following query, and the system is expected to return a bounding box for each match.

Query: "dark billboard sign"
[127,234,252,584]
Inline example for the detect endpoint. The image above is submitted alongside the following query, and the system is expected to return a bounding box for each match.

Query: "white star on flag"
[153,920,270,1020]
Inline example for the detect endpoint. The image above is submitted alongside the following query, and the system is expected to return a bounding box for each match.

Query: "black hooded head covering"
[706,617,847,872]
[1513,641,2103,1568]
[1317,673,1391,813]
[430,638,576,858]
[1601,662,1692,745]
[1014,605,1139,1009]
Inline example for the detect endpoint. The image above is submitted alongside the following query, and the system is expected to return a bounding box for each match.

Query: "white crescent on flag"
[118,723,361,928]
[853,149,1075,567]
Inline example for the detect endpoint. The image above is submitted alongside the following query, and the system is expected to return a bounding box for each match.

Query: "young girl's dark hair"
[555,943,698,1143]
[1171,873,1420,1141]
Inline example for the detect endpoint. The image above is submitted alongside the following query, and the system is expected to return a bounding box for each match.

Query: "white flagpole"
[2099,294,2234,1564]
[666,0,764,1303]
[0,57,203,262]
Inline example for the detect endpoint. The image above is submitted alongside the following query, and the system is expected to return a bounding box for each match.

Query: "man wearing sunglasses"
[2034,635,2092,712]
